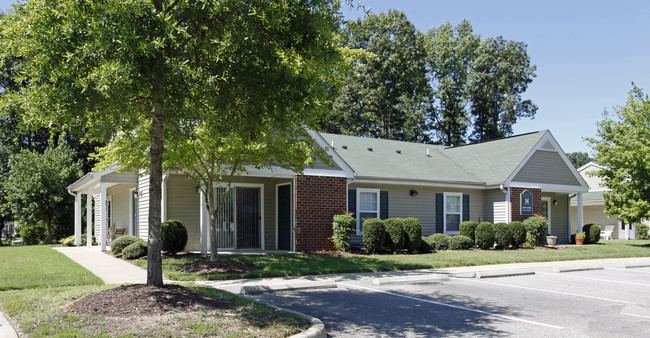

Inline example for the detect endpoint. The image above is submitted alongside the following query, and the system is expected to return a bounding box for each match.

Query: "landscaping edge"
[241,296,326,338]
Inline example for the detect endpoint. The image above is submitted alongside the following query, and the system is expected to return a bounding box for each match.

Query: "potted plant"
[575,232,586,245]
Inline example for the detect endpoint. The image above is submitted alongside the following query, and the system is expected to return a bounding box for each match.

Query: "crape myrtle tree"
[587,86,650,224]
[325,9,431,142]
[1,0,345,285]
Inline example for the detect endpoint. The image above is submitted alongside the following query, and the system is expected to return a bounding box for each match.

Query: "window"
[357,188,380,234]
[444,192,462,234]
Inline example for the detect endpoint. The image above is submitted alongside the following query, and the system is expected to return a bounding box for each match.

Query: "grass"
[0,246,103,290]
[136,240,650,281]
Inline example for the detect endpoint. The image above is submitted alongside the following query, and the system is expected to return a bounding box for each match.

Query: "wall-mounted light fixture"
[553,200,558,205]
[410,190,418,197]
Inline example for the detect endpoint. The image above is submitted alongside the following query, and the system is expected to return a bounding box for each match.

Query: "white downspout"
[161,173,168,222]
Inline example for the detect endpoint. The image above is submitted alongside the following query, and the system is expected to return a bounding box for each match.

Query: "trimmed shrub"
[459,221,479,242]
[636,224,650,240]
[18,223,47,245]
[331,214,357,251]
[162,219,188,254]
[383,218,405,251]
[429,233,451,250]
[59,234,95,247]
[122,240,147,259]
[493,223,512,249]
[582,224,601,244]
[510,221,526,248]
[418,237,433,253]
[362,218,385,253]
[402,218,422,253]
[523,215,547,247]
[449,235,473,250]
[111,235,141,255]
[475,222,495,250]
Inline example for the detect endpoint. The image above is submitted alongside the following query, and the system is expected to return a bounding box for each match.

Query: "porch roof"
[67,168,137,194]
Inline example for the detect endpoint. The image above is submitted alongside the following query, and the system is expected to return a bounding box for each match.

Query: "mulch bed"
[65,284,234,317]
[176,260,258,275]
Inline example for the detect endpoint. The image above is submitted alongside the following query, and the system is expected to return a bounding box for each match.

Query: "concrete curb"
[474,270,535,279]
[623,263,650,269]
[238,295,326,338]
[372,274,449,285]
[0,309,18,338]
[552,266,604,273]
[240,281,337,295]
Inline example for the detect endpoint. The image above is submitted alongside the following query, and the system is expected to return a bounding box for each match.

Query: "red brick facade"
[510,187,542,222]
[294,175,347,251]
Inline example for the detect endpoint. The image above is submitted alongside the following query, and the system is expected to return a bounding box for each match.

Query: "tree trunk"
[147,93,164,287]
[205,181,219,262]
[46,218,53,244]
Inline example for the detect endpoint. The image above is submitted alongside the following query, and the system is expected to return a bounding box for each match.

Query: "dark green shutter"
[463,194,470,222]
[435,193,443,233]
[380,191,389,219]
[348,190,356,218]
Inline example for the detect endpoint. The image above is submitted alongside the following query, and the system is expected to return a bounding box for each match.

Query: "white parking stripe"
[452,277,633,305]
[621,313,650,319]
[606,267,650,275]
[338,282,563,329]
[537,271,650,287]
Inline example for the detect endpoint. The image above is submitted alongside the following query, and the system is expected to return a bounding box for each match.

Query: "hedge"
[362,218,385,253]
[493,223,512,249]
[637,224,650,240]
[459,221,479,243]
[111,235,142,255]
[524,215,547,247]
[402,218,422,253]
[475,222,495,250]
[510,221,526,248]
[383,218,405,251]
[449,235,473,250]
[428,233,451,250]
[331,214,356,251]
[122,240,147,259]
[162,219,188,254]
[582,224,601,244]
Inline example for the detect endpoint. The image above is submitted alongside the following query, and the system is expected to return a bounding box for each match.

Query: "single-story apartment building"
[68,129,589,252]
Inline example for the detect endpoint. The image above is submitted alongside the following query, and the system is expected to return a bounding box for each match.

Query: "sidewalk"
[53,247,159,284]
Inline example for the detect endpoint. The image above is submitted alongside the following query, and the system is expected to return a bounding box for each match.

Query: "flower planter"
[546,235,558,247]
[575,238,585,245]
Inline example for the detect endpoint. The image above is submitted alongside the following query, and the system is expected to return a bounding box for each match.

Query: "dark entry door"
[236,187,261,249]
[277,184,292,250]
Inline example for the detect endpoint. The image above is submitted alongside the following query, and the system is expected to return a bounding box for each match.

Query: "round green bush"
[509,221,526,248]
[362,218,385,254]
[111,235,142,255]
[459,221,479,242]
[418,236,433,253]
[636,224,650,240]
[18,223,47,245]
[402,218,422,253]
[523,215,547,247]
[383,218,405,251]
[493,223,512,249]
[475,222,495,250]
[428,233,451,250]
[331,214,357,251]
[582,224,601,244]
[449,235,473,250]
[122,240,147,259]
[162,219,188,254]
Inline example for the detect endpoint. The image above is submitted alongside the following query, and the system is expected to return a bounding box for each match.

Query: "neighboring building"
[68,130,589,252]
[570,162,639,239]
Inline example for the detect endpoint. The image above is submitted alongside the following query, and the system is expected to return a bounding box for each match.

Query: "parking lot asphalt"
[246,265,650,337]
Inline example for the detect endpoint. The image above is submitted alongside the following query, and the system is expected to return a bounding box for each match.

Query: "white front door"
[541,197,551,234]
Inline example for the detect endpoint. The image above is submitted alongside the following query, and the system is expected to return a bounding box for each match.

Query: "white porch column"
[74,193,82,246]
[199,189,209,254]
[86,193,92,248]
[577,193,584,235]
[100,183,107,251]
[626,223,631,240]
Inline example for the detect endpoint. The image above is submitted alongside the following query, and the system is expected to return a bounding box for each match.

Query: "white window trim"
[443,192,462,235]
[356,188,380,235]
[542,196,552,234]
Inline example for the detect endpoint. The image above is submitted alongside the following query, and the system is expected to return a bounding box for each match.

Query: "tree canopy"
[587,86,650,223]
[567,152,593,169]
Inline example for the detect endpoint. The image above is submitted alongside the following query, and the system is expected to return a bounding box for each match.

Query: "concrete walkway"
[53,247,155,284]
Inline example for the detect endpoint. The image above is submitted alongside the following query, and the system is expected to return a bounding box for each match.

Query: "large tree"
[425,20,479,146]
[467,36,537,142]
[567,151,593,169]
[587,86,650,224]
[2,0,344,286]
[4,143,82,243]
[324,9,431,142]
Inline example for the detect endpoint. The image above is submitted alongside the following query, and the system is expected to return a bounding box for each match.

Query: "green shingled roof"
[320,131,548,185]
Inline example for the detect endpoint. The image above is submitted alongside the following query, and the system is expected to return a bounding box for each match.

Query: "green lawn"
[0,246,103,290]
[136,240,650,281]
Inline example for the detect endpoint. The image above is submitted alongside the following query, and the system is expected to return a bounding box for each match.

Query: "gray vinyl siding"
[544,193,569,243]
[93,195,101,239]
[484,189,507,224]
[349,183,485,239]
[107,184,135,233]
[166,174,200,251]
[137,175,150,241]
[513,150,581,186]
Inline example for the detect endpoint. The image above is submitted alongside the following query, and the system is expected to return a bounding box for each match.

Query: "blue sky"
[2,1,649,154]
